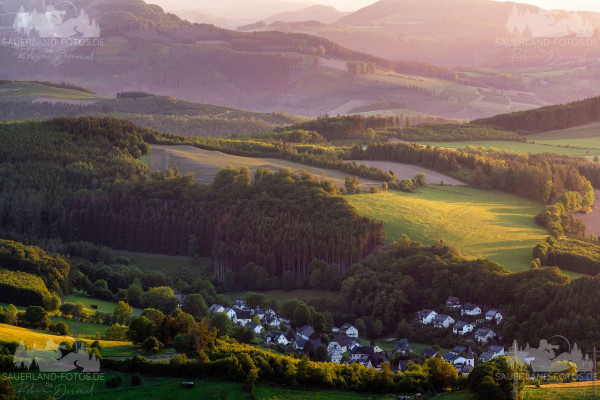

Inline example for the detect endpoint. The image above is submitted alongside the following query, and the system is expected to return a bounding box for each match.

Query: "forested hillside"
[473,95,600,133]
[0,117,383,281]
[0,82,303,137]
[0,0,458,118]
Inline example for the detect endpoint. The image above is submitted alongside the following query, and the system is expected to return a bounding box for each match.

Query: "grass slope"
[149,144,381,188]
[0,82,100,102]
[418,140,600,157]
[10,373,396,400]
[64,295,142,316]
[0,323,132,355]
[346,186,548,272]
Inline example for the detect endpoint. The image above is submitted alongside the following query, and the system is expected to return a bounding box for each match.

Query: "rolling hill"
[0,81,304,136]
[0,0,550,119]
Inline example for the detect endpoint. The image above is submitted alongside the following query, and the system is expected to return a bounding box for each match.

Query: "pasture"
[149,144,381,188]
[418,140,600,156]
[63,295,142,316]
[8,374,396,400]
[346,186,549,272]
[0,323,133,356]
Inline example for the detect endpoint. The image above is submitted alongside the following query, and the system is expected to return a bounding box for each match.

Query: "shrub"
[131,373,142,386]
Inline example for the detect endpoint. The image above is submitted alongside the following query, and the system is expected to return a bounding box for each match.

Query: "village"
[206,296,525,377]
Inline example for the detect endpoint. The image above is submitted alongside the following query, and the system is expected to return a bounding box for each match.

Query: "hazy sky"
[308,0,600,12]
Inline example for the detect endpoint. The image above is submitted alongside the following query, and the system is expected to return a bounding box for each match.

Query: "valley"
[2,0,600,398]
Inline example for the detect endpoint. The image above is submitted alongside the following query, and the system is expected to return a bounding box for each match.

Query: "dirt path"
[579,189,600,236]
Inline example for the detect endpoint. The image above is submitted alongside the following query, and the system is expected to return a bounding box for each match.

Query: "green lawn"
[346,186,549,272]
[49,316,108,338]
[63,294,142,316]
[10,373,396,400]
[115,250,213,279]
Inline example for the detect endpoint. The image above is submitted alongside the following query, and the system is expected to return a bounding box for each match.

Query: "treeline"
[103,340,463,395]
[473,95,600,133]
[0,270,58,310]
[388,124,523,142]
[287,115,403,141]
[534,236,600,276]
[63,167,383,279]
[352,143,598,203]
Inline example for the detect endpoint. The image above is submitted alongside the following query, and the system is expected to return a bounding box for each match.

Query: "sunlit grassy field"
[346,186,549,272]
[63,294,142,316]
[0,323,132,355]
[418,140,600,156]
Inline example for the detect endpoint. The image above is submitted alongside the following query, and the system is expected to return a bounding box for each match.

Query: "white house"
[442,352,468,366]
[296,325,315,340]
[474,328,496,344]
[392,338,413,355]
[224,308,237,323]
[209,304,225,314]
[338,323,359,338]
[235,309,253,326]
[433,314,455,329]
[445,296,461,309]
[453,321,475,335]
[246,322,264,334]
[417,309,438,324]
[329,349,343,363]
[327,341,343,354]
[494,310,506,325]
[485,310,498,321]
[461,304,482,316]
[234,297,245,309]
[480,346,505,362]
[265,332,288,346]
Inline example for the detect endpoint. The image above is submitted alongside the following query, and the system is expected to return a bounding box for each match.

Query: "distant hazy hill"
[288,0,600,68]
[264,5,349,24]
[0,81,304,137]
[1,0,474,118]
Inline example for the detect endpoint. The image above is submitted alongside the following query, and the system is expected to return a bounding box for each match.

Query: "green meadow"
[9,373,399,400]
[418,140,600,156]
[346,186,549,272]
